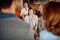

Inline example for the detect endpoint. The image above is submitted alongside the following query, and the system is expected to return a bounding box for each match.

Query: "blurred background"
[15,0,60,18]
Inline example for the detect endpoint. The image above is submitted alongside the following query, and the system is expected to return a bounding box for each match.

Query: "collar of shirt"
[0,12,16,18]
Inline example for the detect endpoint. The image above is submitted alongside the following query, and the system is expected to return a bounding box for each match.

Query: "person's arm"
[34,16,38,40]
[20,9,24,17]
[35,16,38,30]
[20,9,25,19]
[20,9,22,17]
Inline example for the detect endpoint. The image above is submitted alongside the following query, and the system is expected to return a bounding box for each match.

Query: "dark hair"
[28,7,33,15]
[43,1,60,36]
[23,2,28,6]
[29,7,32,10]
[0,0,13,9]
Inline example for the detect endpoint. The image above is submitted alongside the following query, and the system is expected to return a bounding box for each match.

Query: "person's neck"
[24,7,28,9]
[1,7,15,14]
[29,14,33,16]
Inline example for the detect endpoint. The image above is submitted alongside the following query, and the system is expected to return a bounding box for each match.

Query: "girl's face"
[24,3,28,8]
[29,9,33,15]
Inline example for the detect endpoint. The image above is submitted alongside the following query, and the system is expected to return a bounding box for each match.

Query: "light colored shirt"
[21,8,29,15]
[39,30,60,40]
[24,15,38,30]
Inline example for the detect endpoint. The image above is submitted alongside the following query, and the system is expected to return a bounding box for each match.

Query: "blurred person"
[20,2,29,19]
[36,5,42,18]
[38,5,45,31]
[35,5,45,40]
[24,8,38,30]
[39,4,43,14]
[24,8,38,40]
[39,1,60,40]
[0,0,34,40]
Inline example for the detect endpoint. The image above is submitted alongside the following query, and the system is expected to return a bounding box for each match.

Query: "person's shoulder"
[0,17,33,40]
[0,17,30,27]
[33,15,38,18]
[12,17,31,28]
[21,8,25,10]
[40,30,59,40]
[7,17,30,25]
[40,30,60,40]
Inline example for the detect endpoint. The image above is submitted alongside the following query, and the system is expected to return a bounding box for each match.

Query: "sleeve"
[35,16,38,30]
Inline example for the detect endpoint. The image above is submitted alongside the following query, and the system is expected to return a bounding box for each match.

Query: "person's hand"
[22,14,28,17]
[34,29,38,40]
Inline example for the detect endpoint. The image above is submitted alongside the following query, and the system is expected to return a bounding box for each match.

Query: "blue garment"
[39,30,60,40]
[0,12,16,18]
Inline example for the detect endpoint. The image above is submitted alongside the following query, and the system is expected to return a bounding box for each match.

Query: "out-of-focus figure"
[39,1,60,40]
[35,5,42,18]
[24,8,38,40]
[24,8,38,30]
[0,0,34,40]
[20,2,29,19]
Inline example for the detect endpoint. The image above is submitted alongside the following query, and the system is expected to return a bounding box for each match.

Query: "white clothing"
[24,15,38,30]
[21,8,29,15]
